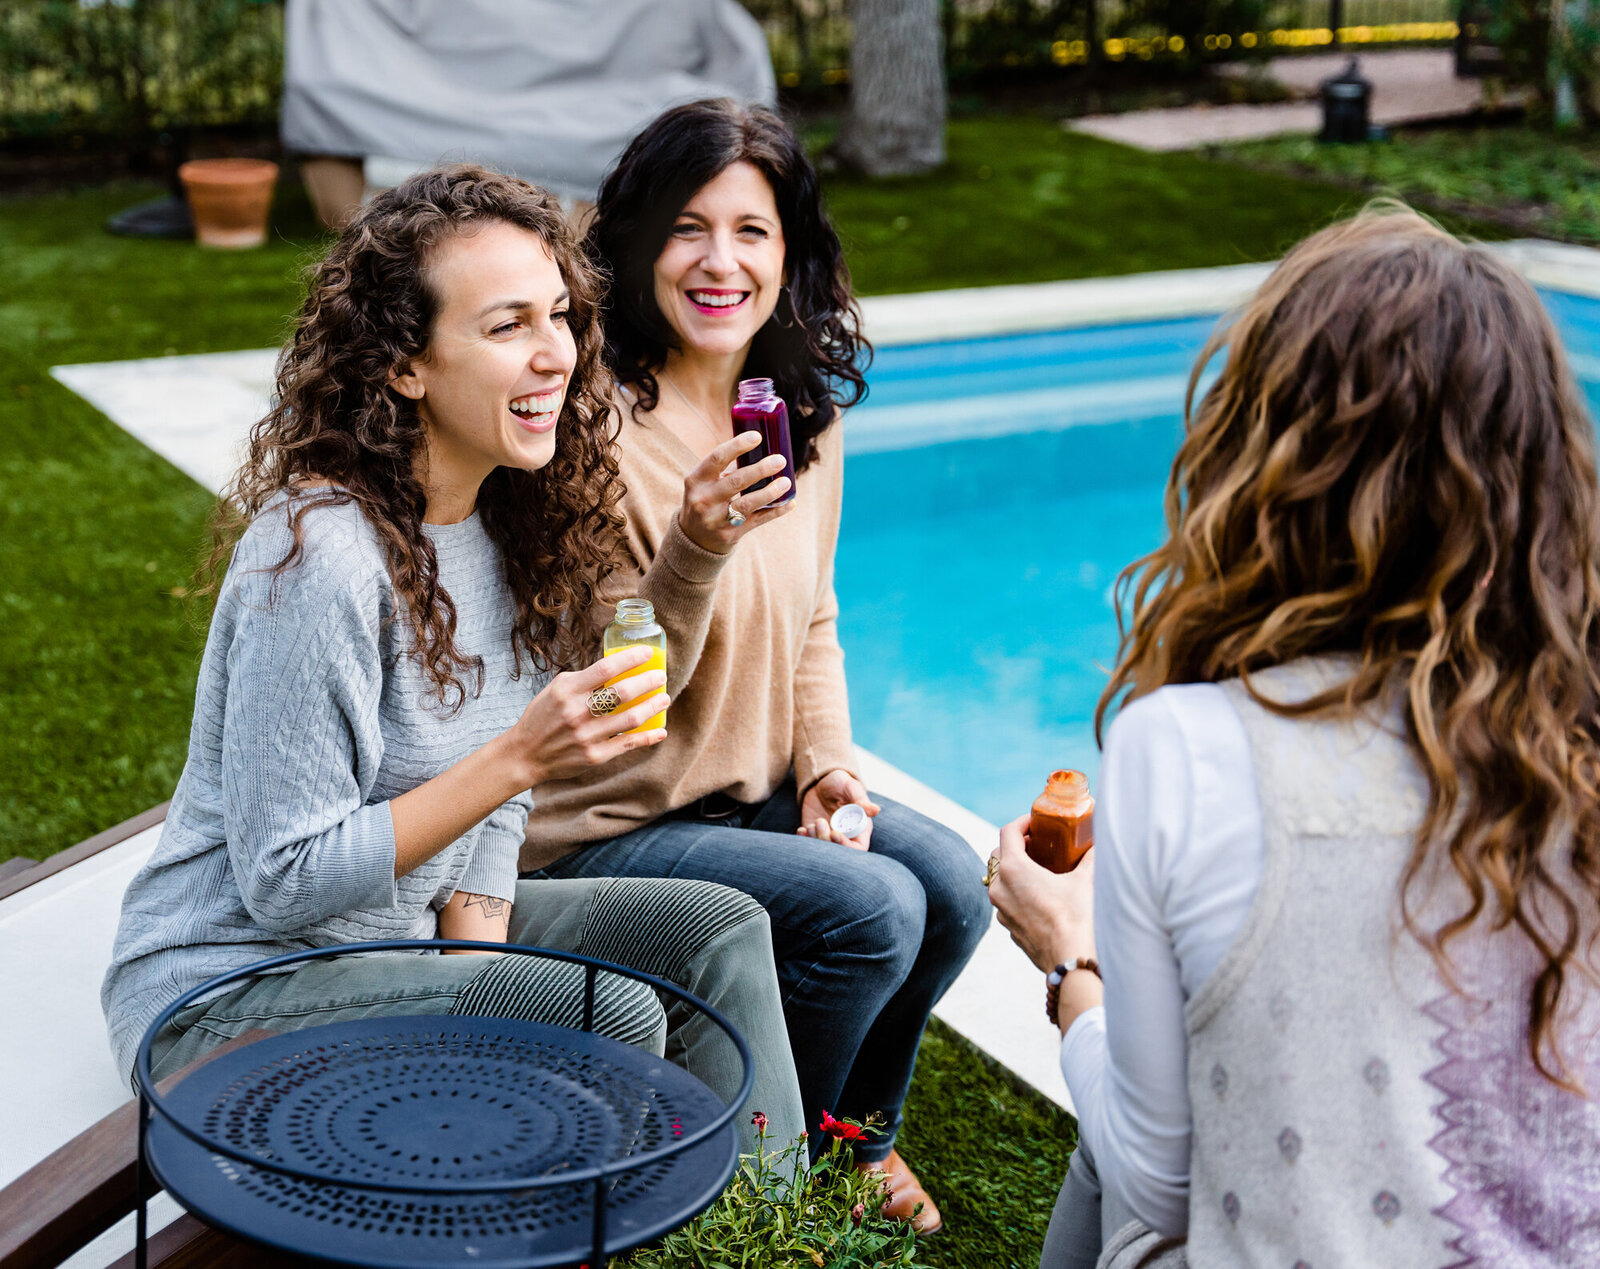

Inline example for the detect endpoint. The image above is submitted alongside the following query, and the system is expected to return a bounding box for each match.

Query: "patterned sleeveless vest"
[1166,659,1600,1269]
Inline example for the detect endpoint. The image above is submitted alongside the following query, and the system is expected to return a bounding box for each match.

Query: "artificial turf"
[1216,123,1600,245]
[0,115,1411,861]
[0,180,327,858]
[898,1020,1077,1267]
[816,113,1504,295]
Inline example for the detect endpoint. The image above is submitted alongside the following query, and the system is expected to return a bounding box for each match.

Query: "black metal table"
[133,940,752,1269]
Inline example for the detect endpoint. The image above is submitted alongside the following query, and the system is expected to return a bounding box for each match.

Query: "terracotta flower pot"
[178,158,279,249]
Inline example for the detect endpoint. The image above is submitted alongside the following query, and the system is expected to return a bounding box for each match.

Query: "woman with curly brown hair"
[101,164,803,1161]
[989,206,1600,1267]
[520,100,989,1231]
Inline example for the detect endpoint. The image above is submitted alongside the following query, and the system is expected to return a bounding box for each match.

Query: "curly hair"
[203,164,627,708]
[584,97,869,470]
[1097,204,1600,1086]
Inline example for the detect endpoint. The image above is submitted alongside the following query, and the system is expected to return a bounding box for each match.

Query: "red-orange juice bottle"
[1028,770,1094,873]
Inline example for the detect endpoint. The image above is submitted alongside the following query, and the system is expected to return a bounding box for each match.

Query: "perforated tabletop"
[144,1016,737,1268]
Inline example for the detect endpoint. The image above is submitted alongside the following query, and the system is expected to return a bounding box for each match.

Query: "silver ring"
[587,686,621,716]
[726,503,747,528]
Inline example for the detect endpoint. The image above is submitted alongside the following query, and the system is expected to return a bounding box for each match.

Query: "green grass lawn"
[0,181,326,858]
[819,114,1505,294]
[0,113,1457,1267]
[0,114,1413,864]
[898,1020,1076,1268]
[1216,124,1600,244]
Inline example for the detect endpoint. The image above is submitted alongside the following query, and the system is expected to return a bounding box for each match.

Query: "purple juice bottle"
[731,377,796,506]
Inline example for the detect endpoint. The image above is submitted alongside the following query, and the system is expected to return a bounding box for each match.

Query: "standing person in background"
[521,99,989,1233]
[103,165,804,1164]
[989,206,1600,1267]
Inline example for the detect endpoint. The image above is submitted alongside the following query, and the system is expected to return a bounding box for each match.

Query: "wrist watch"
[1045,957,1101,1028]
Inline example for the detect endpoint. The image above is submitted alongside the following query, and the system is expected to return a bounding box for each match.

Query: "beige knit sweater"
[520,408,857,868]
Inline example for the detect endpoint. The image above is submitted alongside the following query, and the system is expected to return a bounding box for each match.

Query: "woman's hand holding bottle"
[677,431,794,554]
[988,814,1097,974]
[390,648,667,879]
[507,646,669,787]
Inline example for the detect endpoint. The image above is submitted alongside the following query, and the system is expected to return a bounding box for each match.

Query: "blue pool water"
[835,291,1600,826]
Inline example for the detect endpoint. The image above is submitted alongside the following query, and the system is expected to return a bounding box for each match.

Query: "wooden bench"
[0,807,323,1267]
[0,1028,323,1269]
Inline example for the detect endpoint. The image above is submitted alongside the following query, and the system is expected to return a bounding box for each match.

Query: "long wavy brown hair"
[204,164,627,707]
[1097,205,1600,1086]
[585,98,869,471]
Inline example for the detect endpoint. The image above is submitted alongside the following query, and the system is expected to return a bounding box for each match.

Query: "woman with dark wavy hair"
[990,206,1600,1267]
[101,164,804,1162]
[521,100,989,1231]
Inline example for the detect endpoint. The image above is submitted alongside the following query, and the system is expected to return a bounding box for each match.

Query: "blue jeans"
[527,780,990,1162]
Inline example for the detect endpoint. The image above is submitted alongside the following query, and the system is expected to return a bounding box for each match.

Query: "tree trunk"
[833,0,946,177]
[784,0,813,83]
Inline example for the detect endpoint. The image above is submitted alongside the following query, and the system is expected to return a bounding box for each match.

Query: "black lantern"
[1319,57,1373,144]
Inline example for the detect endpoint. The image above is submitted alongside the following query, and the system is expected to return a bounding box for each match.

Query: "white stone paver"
[51,269,1282,486]
[1071,49,1498,151]
[53,245,1600,491]
[1072,100,1323,150]
[51,348,273,495]
[861,262,1273,344]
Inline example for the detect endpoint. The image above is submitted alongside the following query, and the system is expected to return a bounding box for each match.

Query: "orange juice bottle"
[602,598,667,734]
[1028,770,1094,873]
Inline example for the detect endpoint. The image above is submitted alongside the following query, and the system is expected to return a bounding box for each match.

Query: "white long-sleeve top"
[1059,681,1263,1238]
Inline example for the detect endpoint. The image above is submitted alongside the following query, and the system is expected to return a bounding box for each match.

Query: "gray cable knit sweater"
[101,494,543,1084]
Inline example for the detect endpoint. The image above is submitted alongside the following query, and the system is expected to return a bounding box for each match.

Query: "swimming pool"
[836,292,1600,827]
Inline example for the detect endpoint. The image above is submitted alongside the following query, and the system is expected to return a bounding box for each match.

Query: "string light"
[776,20,1458,83]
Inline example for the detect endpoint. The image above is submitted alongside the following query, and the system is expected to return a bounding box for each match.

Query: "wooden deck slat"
[0,802,169,902]
[104,1213,324,1269]
[0,858,38,882]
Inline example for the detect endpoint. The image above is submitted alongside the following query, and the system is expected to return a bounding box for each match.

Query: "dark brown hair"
[204,164,627,706]
[1099,204,1600,1085]
[584,97,868,470]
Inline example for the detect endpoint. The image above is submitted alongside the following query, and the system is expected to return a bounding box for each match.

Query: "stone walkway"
[1070,49,1498,151]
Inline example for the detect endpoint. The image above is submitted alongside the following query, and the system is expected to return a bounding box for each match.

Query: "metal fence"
[741,0,1460,84]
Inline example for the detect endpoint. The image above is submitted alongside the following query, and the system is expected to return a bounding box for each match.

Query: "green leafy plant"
[617,1113,919,1269]
[1476,0,1600,128]
[0,0,283,143]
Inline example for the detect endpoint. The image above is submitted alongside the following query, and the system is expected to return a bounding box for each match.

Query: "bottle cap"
[830,803,868,838]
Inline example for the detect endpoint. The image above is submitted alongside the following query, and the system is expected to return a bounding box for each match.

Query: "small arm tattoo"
[463,894,511,920]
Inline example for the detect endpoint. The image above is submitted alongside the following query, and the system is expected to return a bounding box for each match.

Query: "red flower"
[819,1110,868,1142]
[850,1202,866,1226]
[751,1111,768,1133]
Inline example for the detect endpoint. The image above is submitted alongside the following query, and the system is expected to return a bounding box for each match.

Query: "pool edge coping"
[857,238,1600,347]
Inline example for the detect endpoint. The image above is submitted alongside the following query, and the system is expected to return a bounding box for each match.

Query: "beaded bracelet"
[1046,957,1101,1028]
